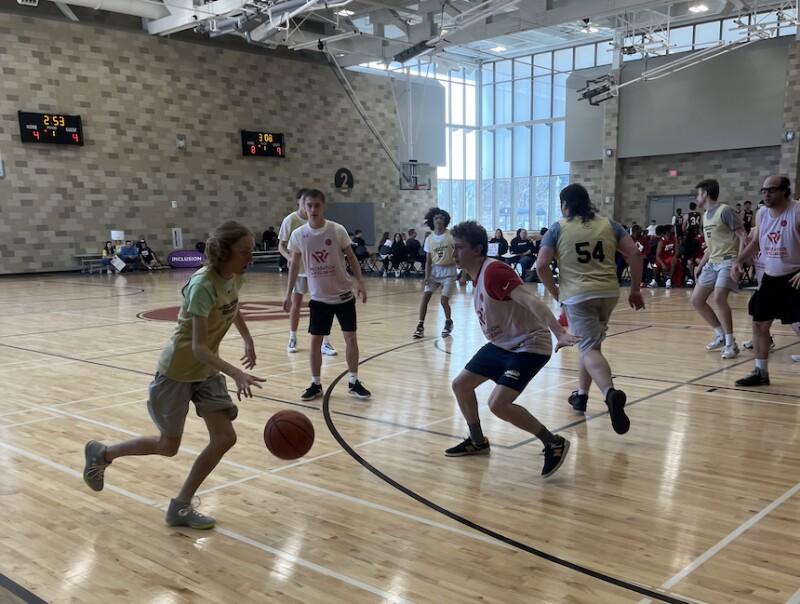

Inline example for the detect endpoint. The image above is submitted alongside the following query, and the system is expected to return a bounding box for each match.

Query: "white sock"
[312,376,321,385]
[349,372,358,384]
[290,330,297,339]
[755,359,768,374]
[715,326,724,338]
[725,334,734,347]
[323,337,331,346]
[577,389,588,396]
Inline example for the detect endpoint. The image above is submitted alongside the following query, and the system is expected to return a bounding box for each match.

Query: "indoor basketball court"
[0,269,797,603]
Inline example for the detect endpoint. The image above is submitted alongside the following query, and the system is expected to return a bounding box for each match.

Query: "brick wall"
[571,146,780,225]
[0,14,434,273]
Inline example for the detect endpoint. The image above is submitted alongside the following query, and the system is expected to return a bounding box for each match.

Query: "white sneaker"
[743,337,775,351]
[706,335,725,350]
[382,270,388,278]
[395,270,400,278]
[321,341,338,356]
[791,354,800,362]
[686,279,694,286]
[648,279,658,288]
[721,343,740,359]
[665,278,672,289]
[287,336,298,353]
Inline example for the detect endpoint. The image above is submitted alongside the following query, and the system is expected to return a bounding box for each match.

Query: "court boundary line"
[322,340,698,604]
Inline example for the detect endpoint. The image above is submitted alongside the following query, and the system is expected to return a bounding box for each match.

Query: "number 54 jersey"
[545,216,628,304]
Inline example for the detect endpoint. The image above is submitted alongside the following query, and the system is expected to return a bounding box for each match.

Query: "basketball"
[263,410,315,460]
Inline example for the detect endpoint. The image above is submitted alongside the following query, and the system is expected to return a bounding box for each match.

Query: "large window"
[434,12,793,232]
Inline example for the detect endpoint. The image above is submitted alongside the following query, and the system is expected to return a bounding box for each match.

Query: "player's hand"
[357,279,367,303]
[233,371,266,401]
[790,272,800,289]
[694,265,702,278]
[282,295,292,313]
[240,342,256,370]
[629,290,645,310]
[730,262,742,283]
[554,331,581,352]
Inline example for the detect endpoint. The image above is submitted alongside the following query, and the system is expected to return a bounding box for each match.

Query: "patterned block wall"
[572,146,781,225]
[780,41,800,181]
[0,14,435,274]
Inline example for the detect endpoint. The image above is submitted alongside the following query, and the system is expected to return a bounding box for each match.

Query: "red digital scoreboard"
[18,111,83,146]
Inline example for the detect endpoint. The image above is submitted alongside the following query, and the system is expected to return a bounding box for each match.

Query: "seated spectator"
[118,240,140,270]
[646,219,658,237]
[261,227,278,251]
[650,225,682,288]
[682,225,705,286]
[382,233,407,277]
[351,229,370,262]
[488,229,509,259]
[617,224,650,285]
[137,238,162,270]
[101,240,118,275]
[405,229,422,263]
[507,228,535,277]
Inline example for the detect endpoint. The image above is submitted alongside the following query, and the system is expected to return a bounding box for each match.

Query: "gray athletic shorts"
[293,275,308,296]
[564,297,619,354]
[698,260,738,292]
[424,264,457,297]
[147,372,238,438]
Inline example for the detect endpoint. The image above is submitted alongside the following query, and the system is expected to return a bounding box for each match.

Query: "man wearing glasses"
[731,176,800,386]
[691,179,747,359]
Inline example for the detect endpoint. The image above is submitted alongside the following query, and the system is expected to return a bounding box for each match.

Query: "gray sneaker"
[165,498,216,529]
[83,440,109,492]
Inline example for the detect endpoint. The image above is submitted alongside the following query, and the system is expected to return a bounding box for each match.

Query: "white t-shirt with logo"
[289,220,353,304]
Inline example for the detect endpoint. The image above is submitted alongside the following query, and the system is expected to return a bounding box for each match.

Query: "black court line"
[0,571,48,604]
[321,341,694,604]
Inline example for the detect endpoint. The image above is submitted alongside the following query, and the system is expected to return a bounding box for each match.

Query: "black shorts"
[308,297,357,335]
[464,342,550,393]
[749,271,800,324]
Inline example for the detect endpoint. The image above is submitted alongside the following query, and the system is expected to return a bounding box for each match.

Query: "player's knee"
[215,430,237,452]
[158,437,182,457]
[487,397,510,418]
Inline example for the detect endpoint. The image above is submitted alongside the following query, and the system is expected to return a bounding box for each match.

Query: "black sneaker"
[413,323,424,339]
[445,436,490,457]
[605,388,630,435]
[568,391,588,414]
[348,380,372,399]
[542,435,570,478]
[301,382,323,401]
[735,369,770,387]
[441,319,454,337]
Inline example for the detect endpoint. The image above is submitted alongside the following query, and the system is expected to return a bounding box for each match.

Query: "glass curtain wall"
[436,10,795,231]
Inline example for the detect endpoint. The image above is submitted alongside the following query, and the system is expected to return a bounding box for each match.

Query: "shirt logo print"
[767,232,782,244]
[311,249,329,264]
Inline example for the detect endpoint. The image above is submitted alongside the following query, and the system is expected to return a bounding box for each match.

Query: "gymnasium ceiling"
[3,0,796,69]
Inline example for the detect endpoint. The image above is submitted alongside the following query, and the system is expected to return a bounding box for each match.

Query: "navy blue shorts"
[464,342,550,393]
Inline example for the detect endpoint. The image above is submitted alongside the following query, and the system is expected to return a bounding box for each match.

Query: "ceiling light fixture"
[688,3,709,13]
[580,18,598,33]
[490,45,506,52]
[335,9,354,16]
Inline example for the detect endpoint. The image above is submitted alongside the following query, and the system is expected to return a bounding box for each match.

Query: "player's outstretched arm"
[508,286,580,352]
[191,315,266,400]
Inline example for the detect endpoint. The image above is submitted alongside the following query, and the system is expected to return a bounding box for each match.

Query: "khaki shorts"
[424,264,457,297]
[147,372,237,437]
[698,260,738,292]
[564,297,619,354]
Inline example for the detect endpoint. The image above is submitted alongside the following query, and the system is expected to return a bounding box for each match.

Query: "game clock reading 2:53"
[241,130,285,157]
[18,111,84,146]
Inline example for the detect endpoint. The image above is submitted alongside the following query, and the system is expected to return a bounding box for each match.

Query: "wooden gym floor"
[0,268,797,604]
